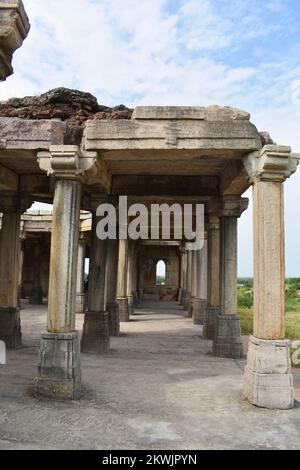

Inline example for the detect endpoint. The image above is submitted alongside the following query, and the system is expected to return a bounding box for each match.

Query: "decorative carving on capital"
[244,145,300,183]
[0,1,30,81]
[37,145,98,182]
[221,196,249,218]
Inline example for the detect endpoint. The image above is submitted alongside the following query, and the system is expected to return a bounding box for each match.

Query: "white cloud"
[1,0,300,275]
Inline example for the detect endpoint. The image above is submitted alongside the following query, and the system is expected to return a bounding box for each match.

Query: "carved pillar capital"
[244,145,300,183]
[221,195,249,218]
[0,0,30,80]
[37,145,98,183]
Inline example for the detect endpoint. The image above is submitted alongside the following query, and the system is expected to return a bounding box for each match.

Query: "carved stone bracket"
[37,145,98,183]
[221,195,249,218]
[244,145,300,183]
[0,191,32,213]
[0,1,30,80]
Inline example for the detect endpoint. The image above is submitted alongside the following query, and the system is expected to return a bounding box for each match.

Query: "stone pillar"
[203,212,220,340]
[0,194,30,348]
[243,145,299,409]
[188,250,197,318]
[117,237,130,322]
[35,145,97,399]
[213,197,248,358]
[29,238,43,305]
[106,238,120,336]
[183,248,192,310]
[193,235,208,325]
[81,202,110,354]
[127,241,135,316]
[76,237,86,313]
[180,248,187,307]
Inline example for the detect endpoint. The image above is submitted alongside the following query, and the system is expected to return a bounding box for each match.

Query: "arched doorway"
[156,260,166,285]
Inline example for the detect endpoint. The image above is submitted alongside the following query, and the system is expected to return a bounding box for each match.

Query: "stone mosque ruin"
[0,1,300,412]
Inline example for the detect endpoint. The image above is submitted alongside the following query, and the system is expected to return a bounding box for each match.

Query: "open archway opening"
[156,260,166,285]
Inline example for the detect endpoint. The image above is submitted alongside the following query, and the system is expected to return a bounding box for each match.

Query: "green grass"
[238,308,300,341]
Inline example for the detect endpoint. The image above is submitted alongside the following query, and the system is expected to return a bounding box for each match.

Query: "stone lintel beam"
[84,119,261,152]
[221,195,249,218]
[220,160,250,196]
[0,0,30,81]
[244,145,300,183]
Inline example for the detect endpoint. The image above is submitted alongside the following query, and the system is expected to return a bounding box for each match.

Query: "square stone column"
[213,197,248,358]
[76,237,86,313]
[35,145,97,399]
[106,238,120,336]
[117,236,130,322]
[0,194,31,348]
[183,248,192,311]
[187,249,197,318]
[243,145,299,409]
[193,235,208,325]
[127,240,135,316]
[81,201,110,354]
[203,211,221,340]
[178,246,186,305]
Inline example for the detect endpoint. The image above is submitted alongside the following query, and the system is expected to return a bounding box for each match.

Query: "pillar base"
[193,299,207,325]
[0,307,21,349]
[187,296,195,318]
[76,293,86,314]
[183,292,191,311]
[127,294,135,316]
[117,297,130,322]
[29,287,43,305]
[243,336,294,409]
[180,289,186,307]
[203,306,219,340]
[81,311,110,354]
[213,314,243,358]
[107,302,120,336]
[35,331,81,400]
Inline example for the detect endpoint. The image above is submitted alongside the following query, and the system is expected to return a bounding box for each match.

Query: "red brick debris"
[0,87,133,126]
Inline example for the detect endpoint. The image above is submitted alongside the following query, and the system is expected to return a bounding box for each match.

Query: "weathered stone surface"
[213,315,243,358]
[0,307,21,348]
[132,105,250,121]
[0,1,30,80]
[107,302,120,336]
[81,312,110,354]
[243,336,294,409]
[203,307,219,340]
[118,297,130,322]
[35,331,81,400]
[193,299,207,325]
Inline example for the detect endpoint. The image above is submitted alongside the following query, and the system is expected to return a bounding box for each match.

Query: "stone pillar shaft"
[81,210,110,353]
[76,239,86,313]
[253,181,285,339]
[203,214,220,339]
[242,145,298,409]
[106,238,120,336]
[193,238,208,325]
[117,237,130,322]
[0,210,22,348]
[213,198,248,358]
[47,180,81,333]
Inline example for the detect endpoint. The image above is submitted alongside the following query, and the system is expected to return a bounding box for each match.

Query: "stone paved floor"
[0,301,300,450]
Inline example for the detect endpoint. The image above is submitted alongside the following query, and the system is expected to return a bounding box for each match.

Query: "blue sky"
[1,0,300,276]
